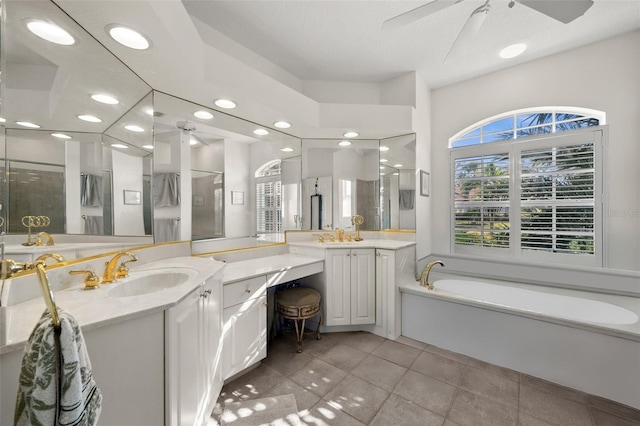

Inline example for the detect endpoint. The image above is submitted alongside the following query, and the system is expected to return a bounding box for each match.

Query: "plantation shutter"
[520,143,595,254]
[256,179,282,233]
[454,153,510,248]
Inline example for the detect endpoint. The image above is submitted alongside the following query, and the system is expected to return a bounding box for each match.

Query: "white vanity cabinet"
[324,248,376,326]
[374,246,415,340]
[221,276,268,380]
[165,276,223,426]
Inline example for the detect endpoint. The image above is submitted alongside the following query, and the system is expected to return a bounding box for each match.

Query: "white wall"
[429,31,640,271]
[225,141,251,237]
[413,73,433,263]
[112,150,144,235]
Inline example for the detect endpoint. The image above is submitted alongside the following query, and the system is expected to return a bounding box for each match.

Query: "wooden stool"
[275,287,322,353]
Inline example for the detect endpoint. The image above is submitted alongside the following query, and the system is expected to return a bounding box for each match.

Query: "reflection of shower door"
[142,175,152,235]
[7,161,66,234]
[191,170,224,240]
[102,170,113,235]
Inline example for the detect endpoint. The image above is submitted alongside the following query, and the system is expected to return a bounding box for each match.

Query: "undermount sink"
[108,269,196,297]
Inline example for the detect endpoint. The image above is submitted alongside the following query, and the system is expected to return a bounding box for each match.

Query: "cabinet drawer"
[223,276,267,308]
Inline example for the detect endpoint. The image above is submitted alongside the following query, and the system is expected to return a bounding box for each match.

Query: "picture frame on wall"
[420,170,430,197]
[123,190,141,205]
[231,191,244,205]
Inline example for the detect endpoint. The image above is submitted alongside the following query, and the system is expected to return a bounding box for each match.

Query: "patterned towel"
[14,309,102,426]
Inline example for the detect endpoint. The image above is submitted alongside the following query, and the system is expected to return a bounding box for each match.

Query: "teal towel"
[14,309,102,426]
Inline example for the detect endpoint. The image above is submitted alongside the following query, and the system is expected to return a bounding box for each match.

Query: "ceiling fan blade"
[444,0,490,62]
[518,0,594,24]
[382,0,462,31]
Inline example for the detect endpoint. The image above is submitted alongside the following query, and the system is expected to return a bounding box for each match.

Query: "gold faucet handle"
[116,256,138,279]
[70,269,100,289]
[323,232,335,242]
[312,233,325,243]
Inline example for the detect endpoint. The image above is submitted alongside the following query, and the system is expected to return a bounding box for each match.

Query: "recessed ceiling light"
[0,117,6,123]
[110,143,128,149]
[124,124,144,132]
[380,166,385,170]
[393,172,399,176]
[16,121,40,128]
[274,121,291,129]
[380,158,388,163]
[26,20,75,45]
[142,144,154,150]
[499,43,527,59]
[343,131,359,138]
[394,164,403,168]
[338,141,351,147]
[214,99,236,109]
[190,138,199,146]
[107,25,150,50]
[193,110,214,120]
[280,147,294,152]
[51,133,72,139]
[91,94,119,105]
[379,146,390,152]
[253,128,269,136]
[78,115,102,123]
[144,108,154,116]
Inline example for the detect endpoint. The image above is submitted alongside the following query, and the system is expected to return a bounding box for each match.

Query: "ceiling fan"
[383,0,594,61]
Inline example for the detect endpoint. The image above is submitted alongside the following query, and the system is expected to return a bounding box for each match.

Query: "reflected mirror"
[0,0,153,237]
[301,139,381,232]
[152,92,302,243]
[379,134,416,230]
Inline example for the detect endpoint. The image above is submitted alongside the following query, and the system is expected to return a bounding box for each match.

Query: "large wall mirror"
[300,134,416,233]
[0,0,414,246]
[152,92,302,243]
[379,134,416,230]
[0,0,153,238]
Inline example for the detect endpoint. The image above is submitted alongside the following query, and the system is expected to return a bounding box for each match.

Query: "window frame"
[450,126,605,268]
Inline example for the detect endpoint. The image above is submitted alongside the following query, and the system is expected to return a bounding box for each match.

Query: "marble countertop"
[0,253,325,355]
[0,256,222,355]
[287,239,416,250]
[219,253,324,284]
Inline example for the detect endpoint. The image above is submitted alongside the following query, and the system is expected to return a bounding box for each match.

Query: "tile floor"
[213,331,640,426]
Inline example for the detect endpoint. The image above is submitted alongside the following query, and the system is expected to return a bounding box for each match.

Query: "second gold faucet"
[102,252,137,283]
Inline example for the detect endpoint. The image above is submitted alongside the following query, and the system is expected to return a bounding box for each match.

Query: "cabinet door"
[222,294,267,380]
[202,276,223,418]
[350,248,376,325]
[376,249,395,337]
[165,287,203,426]
[324,249,351,326]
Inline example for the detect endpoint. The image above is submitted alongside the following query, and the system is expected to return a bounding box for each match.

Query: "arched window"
[255,160,282,233]
[450,107,605,267]
[450,107,604,148]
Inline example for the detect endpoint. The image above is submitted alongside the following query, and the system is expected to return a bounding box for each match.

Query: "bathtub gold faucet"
[419,260,445,290]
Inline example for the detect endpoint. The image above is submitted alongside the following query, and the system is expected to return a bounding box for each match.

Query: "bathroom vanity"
[0,244,325,426]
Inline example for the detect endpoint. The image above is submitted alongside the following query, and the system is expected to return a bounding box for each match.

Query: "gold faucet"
[335,228,345,242]
[69,269,100,289]
[102,252,137,284]
[323,232,335,242]
[0,259,32,278]
[419,260,445,290]
[35,253,65,264]
[312,233,325,243]
[36,231,55,246]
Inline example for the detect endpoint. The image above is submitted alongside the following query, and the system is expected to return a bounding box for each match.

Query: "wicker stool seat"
[275,287,322,353]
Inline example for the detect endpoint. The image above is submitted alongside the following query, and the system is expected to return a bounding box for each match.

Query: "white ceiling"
[182,0,640,88]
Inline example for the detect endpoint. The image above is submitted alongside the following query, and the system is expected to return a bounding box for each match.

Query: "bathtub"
[399,278,640,410]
